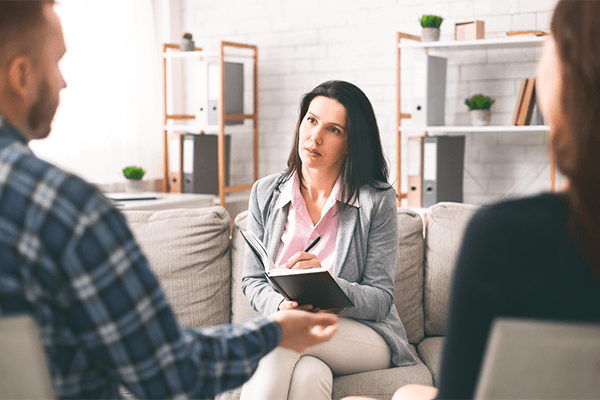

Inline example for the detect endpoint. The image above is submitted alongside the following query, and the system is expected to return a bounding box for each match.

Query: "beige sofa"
[123,201,480,400]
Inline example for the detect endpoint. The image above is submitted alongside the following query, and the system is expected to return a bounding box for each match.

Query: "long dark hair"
[551,0,600,269]
[282,80,390,209]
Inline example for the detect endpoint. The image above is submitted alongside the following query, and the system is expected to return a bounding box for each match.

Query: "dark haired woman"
[240,81,416,399]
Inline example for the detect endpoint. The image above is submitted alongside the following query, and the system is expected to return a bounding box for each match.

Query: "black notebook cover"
[241,230,354,310]
[266,269,355,310]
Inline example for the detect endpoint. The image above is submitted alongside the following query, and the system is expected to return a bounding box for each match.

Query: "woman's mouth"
[305,147,321,156]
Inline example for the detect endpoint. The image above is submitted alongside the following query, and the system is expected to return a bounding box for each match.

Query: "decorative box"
[455,20,485,41]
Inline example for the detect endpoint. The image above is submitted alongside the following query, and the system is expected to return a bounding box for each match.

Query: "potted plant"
[122,166,146,192]
[180,32,195,51]
[420,15,443,42]
[465,94,495,126]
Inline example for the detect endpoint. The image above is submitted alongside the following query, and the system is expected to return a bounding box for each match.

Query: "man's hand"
[272,309,338,353]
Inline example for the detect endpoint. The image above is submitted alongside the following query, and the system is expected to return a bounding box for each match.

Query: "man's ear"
[5,55,34,101]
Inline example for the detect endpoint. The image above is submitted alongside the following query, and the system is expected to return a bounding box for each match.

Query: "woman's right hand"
[278,300,319,312]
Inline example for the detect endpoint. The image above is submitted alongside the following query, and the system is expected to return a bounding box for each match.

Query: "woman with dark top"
[240,80,416,400]
[379,1,600,399]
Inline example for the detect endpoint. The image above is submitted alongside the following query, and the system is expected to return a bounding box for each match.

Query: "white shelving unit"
[400,125,550,133]
[395,32,552,203]
[397,35,547,50]
[162,41,258,207]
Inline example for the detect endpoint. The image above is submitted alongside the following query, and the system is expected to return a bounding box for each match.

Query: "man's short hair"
[0,1,56,70]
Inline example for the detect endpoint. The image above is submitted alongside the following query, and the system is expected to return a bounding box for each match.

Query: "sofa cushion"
[417,336,445,387]
[424,202,480,336]
[122,206,231,329]
[230,211,262,323]
[395,208,425,344]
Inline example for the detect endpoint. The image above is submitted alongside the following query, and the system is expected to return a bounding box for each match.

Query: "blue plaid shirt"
[0,118,281,399]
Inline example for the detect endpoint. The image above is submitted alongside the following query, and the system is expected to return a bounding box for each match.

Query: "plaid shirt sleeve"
[63,188,281,398]
[23,175,281,398]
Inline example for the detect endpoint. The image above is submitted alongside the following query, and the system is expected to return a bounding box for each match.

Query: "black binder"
[422,135,465,208]
[182,134,231,195]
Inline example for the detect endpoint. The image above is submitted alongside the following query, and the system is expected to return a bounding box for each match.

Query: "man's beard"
[27,78,58,140]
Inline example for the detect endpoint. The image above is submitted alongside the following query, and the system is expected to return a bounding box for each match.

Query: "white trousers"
[240,317,392,400]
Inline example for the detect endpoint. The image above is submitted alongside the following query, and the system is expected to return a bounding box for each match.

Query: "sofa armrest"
[123,206,232,328]
[230,211,262,323]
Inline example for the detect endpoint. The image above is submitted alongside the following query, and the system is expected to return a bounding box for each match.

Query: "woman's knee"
[288,356,333,400]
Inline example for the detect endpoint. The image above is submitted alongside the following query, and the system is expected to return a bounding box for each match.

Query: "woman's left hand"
[286,251,322,269]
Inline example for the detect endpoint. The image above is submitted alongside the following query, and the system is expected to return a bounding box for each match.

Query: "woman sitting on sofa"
[347,1,600,400]
[240,80,416,400]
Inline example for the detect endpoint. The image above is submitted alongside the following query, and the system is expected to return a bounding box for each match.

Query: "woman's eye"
[307,117,316,124]
[329,127,341,134]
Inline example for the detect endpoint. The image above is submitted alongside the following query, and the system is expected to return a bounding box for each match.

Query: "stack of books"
[512,78,539,126]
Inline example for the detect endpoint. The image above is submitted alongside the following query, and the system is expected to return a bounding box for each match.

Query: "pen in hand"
[304,234,322,253]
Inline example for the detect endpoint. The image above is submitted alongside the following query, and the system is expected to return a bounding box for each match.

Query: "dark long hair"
[551,0,600,269]
[282,80,390,209]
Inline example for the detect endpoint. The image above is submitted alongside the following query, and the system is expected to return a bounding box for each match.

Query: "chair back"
[0,315,54,399]
[475,318,600,399]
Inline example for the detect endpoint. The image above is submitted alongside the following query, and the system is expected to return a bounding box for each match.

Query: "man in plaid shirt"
[0,2,338,399]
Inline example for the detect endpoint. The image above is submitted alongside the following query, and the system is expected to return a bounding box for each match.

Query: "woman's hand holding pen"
[286,234,322,270]
[278,255,322,311]
[286,252,321,270]
[278,234,323,312]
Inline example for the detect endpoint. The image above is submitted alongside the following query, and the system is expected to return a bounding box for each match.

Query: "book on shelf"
[512,78,528,125]
[513,78,537,126]
[506,30,549,37]
[240,230,355,310]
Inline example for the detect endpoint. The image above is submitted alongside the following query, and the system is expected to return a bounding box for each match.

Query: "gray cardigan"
[241,172,417,367]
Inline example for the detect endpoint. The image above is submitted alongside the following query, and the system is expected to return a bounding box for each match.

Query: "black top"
[437,193,600,399]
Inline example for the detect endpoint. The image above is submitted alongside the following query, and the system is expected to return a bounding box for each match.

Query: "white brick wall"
[179,0,561,205]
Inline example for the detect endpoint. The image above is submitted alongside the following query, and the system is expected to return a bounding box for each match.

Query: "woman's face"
[298,96,349,175]
[536,36,563,132]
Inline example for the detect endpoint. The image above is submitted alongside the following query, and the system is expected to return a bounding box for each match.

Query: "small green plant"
[122,166,146,180]
[465,94,495,110]
[182,32,193,40]
[420,15,444,28]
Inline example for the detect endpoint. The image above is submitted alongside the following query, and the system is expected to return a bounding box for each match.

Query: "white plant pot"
[126,179,144,193]
[470,109,491,126]
[180,38,195,51]
[421,27,440,42]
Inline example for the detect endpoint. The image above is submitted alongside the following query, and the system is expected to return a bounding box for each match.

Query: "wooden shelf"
[162,41,259,207]
[399,125,550,133]
[164,124,219,133]
[162,50,256,60]
[163,50,219,59]
[397,35,546,51]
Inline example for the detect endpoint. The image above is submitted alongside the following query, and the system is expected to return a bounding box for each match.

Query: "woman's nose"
[310,126,324,144]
